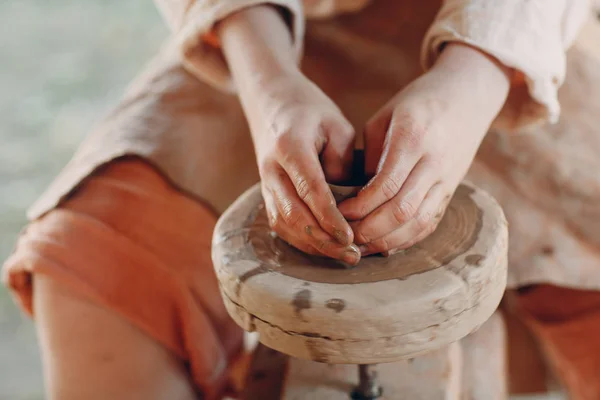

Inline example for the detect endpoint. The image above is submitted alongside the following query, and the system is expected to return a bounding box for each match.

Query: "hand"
[250,71,360,264]
[339,43,511,256]
[219,6,360,264]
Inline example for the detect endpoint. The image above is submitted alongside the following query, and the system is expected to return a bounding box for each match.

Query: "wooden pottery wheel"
[212,181,508,365]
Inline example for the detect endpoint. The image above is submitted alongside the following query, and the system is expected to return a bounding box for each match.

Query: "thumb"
[364,107,393,177]
[320,118,356,183]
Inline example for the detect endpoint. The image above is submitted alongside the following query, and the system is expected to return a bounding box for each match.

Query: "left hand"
[338,43,511,256]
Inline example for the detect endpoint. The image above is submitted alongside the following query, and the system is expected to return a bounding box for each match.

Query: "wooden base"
[242,312,507,399]
[283,343,462,400]
[213,182,508,364]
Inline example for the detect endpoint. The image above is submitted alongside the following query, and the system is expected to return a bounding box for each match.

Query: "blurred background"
[0,1,165,398]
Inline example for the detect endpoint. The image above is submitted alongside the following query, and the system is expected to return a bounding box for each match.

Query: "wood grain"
[213,182,508,364]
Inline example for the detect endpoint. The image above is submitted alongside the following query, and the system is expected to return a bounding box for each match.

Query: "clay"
[292,289,312,320]
[245,185,482,284]
[327,149,371,188]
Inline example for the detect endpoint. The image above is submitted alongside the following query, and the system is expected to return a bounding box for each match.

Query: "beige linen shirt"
[157,0,589,128]
[27,0,600,290]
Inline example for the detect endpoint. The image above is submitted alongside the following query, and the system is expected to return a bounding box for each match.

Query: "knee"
[34,274,198,400]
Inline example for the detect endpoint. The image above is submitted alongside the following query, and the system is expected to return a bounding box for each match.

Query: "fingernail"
[342,245,361,265]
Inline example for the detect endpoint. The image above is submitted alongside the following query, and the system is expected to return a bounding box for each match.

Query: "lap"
[34,274,198,400]
[4,158,243,399]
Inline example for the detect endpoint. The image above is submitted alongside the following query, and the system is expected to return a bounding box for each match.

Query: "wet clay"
[327,149,371,187]
[328,149,371,203]
[292,289,312,320]
[243,185,482,284]
[465,254,485,267]
[325,298,347,313]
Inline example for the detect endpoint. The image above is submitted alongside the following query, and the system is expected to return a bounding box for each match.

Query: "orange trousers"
[515,285,600,400]
[3,158,243,397]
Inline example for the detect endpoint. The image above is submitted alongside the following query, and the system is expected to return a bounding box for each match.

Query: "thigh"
[6,159,243,400]
[34,275,198,400]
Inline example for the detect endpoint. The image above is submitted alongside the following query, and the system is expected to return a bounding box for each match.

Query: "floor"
[0,1,566,399]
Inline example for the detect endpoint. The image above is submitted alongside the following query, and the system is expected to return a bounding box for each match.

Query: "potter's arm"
[151,0,376,92]
[422,0,591,129]
[152,0,304,92]
[215,6,360,262]
[217,6,298,111]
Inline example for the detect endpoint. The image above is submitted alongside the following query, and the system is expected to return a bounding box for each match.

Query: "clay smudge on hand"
[306,224,360,266]
[304,225,314,237]
[333,228,350,245]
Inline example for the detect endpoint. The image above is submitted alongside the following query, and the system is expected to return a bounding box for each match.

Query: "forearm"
[432,43,512,124]
[217,6,299,106]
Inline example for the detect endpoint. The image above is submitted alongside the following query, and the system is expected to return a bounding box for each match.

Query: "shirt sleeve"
[421,0,591,130]
[154,0,305,93]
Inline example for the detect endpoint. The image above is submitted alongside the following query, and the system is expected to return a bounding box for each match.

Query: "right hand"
[247,70,361,265]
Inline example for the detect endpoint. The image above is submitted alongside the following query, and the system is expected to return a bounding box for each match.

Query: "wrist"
[431,42,513,116]
[218,5,299,96]
[433,42,511,102]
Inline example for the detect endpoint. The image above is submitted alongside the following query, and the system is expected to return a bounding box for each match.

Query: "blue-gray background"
[0,1,165,398]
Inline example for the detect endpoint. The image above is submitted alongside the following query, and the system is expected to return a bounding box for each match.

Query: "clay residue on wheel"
[325,298,346,313]
[235,263,271,296]
[247,184,484,284]
[465,254,485,266]
[292,289,312,320]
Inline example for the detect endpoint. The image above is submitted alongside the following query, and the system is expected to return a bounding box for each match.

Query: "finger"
[270,220,323,257]
[357,219,422,256]
[363,106,393,176]
[274,208,362,265]
[262,171,324,256]
[359,182,449,256]
[320,118,356,183]
[381,210,441,257]
[274,221,361,265]
[391,182,451,250]
[352,157,439,244]
[277,141,353,245]
[265,166,360,264]
[338,112,423,221]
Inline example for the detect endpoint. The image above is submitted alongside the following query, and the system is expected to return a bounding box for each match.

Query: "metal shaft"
[351,364,382,399]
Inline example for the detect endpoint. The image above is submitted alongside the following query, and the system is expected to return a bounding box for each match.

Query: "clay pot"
[328,149,370,202]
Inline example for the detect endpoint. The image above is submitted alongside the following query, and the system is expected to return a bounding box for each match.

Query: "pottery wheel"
[212,182,508,364]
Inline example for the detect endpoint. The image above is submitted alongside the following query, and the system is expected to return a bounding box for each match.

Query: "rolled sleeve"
[422,0,591,129]
[154,0,305,92]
